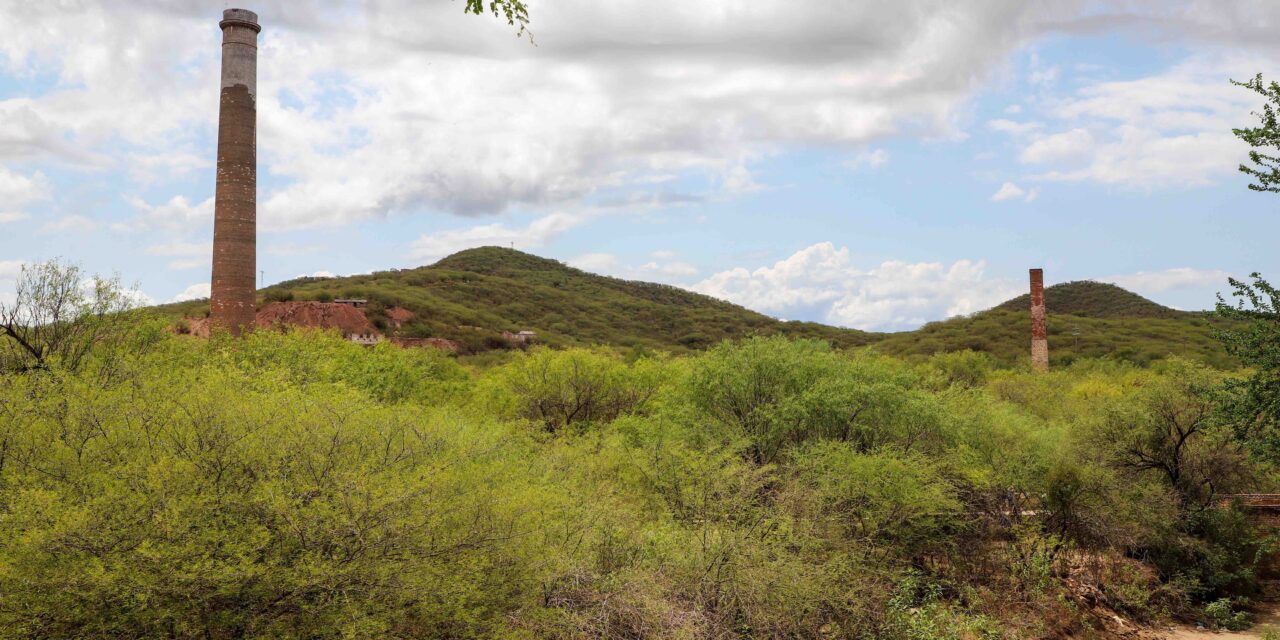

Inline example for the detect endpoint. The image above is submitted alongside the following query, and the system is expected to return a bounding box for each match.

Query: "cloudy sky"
[1,0,1277,331]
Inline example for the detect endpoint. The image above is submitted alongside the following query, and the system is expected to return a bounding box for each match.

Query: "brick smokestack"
[210,9,260,335]
[1030,268,1048,372]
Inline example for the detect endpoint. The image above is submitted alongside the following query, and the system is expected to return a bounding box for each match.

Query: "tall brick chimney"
[209,9,260,335]
[1030,268,1048,372]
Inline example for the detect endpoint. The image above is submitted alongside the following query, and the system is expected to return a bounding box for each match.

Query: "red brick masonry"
[210,85,257,334]
[210,11,260,336]
[1030,268,1048,371]
[1219,494,1280,527]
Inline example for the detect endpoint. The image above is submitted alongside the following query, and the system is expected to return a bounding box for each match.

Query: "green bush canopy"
[0,318,1274,638]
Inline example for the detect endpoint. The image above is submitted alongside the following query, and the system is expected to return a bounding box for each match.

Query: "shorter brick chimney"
[1030,268,1048,372]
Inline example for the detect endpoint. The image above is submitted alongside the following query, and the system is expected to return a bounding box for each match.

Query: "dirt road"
[1158,605,1280,640]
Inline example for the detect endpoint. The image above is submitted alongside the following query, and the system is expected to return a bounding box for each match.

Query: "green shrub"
[788,442,961,555]
[921,349,999,389]
[0,362,549,637]
[1204,597,1251,631]
[0,323,1271,638]
[687,336,939,462]
[263,288,294,303]
[485,347,667,431]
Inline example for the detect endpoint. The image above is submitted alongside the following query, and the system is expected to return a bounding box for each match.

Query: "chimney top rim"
[220,8,261,33]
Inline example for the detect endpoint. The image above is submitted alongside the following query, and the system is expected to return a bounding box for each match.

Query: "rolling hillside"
[165,247,879,353]
[162,247,1235,366]
[991,280,1186,319]
[873,281,1234,367]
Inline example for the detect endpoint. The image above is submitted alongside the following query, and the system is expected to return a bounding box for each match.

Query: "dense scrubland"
[3,263,1280,639]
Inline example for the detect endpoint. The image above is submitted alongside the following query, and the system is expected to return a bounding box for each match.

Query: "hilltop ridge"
[992,280,1188,319]
[874,279,1229,366]
[171,246,879,353]
[161,247,1234,366]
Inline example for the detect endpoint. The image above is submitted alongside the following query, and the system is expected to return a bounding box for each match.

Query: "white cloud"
[0,167,48,233]
[78,278,153,308]
[3,0,1277,237]
[991,182,1024,201]
[690,242,1019,331]
[987,119,1041,136]
[126,151,209,185]
[1029,65,1059,89]
[118,195,213,232]
[1104,267,1230,293]
[170,283,210,303]
[639,260,699,278]
[0,168,49,211]
[567,250,700,282]
[0,260,24,309]
[145,241,211,257]
[990,181,1037,202]
[0,262,153,308]
[847,148,889,171]
[569,252,619,272]
[39,214,98,234]
[1031,126,1242,187]
[265,243,325,257]
[0,1,1078,231]
[1000,55,1273,188]
[1019,128,1094,164]
[0,260,24,281]
[121,288,156,308]
[147,240,210,270]
[407,211,584,262]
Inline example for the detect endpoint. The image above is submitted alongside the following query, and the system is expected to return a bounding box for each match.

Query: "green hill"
[873,280,1233,367]
[165,247,879,353]
[991,280,1186,319]
[871,308,1232,367]
[162,251,1235,367]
